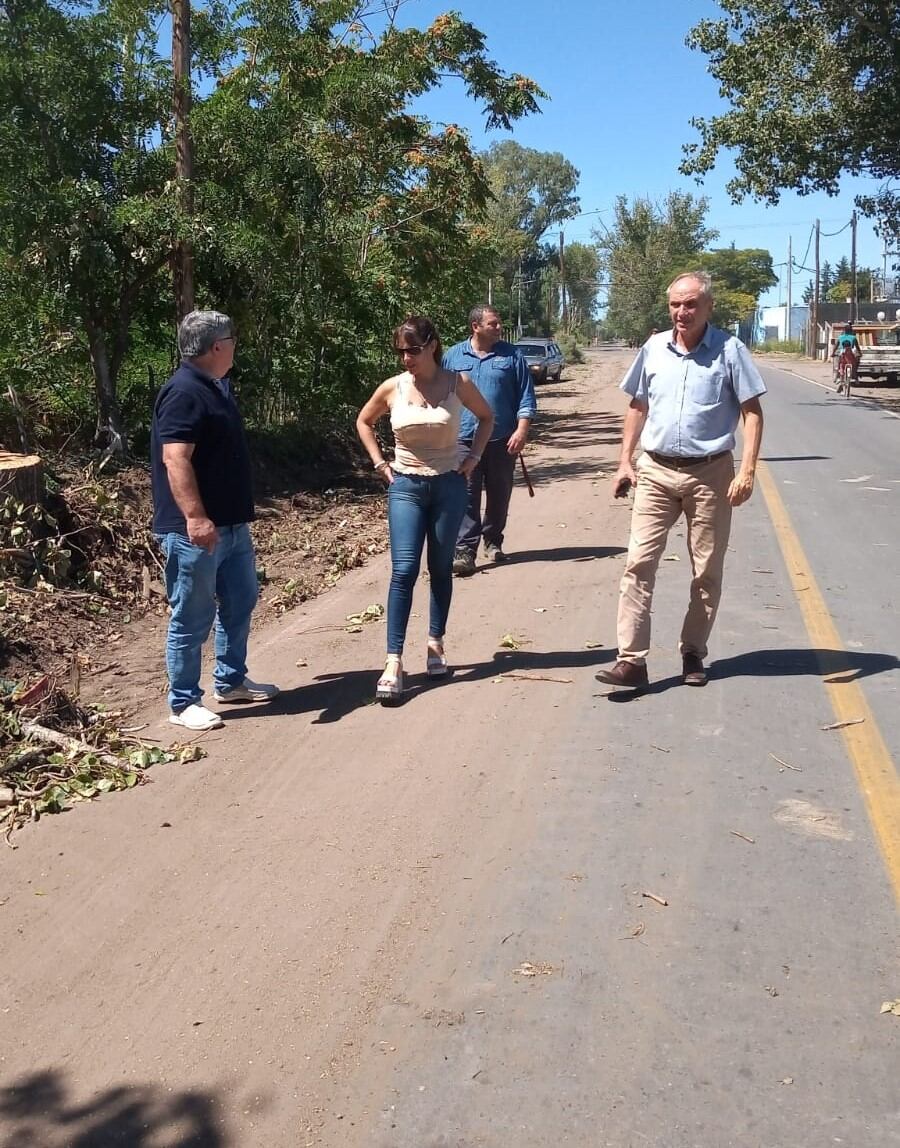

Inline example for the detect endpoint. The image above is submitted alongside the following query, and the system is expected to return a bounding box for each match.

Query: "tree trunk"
[84,318,129,455]
[0,451,44,506]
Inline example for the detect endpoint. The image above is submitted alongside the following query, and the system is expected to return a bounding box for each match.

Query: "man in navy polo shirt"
[443,305,537,575]
[151,310,278,731]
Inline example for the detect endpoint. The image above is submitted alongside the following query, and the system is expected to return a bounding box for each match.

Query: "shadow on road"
[229,645,618,724]
[502,545,626,566]
[602,646,899,703]
[761,454,831,462]
[0,1069,229,1147]
[712,646,899,682]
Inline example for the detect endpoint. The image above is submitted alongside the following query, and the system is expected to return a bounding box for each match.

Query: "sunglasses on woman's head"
[394,344,428,357]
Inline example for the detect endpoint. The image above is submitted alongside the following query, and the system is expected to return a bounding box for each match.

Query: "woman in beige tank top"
[357,316,494,702]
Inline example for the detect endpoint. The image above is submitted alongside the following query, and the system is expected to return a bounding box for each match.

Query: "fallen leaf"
[344,603,385,626]
[499,633,528,650]
[880,999,900,1016]
[295,657,308,667]
[662,554,680,562]
[344,624,363,634]
[584,641,604,649]
[779,1077,794,1086]
[764,985,779,997]
[513,961,556,977]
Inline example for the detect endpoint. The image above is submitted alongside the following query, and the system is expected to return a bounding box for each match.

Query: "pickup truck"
[831,323,900,385]
[853,324,900,384]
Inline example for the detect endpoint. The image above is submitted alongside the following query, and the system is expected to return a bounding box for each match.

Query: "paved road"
[1,351,897,1147]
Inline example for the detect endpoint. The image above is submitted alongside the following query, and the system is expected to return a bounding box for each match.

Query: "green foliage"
[681,2,900,231]
[0,497,71,585]
[479,140,579,334]
[0,1,544,450]
[762,339,804,354]
[560,241,601,336]
[691,246,776,328]
[596,193,717,342]
[556,332,584,364]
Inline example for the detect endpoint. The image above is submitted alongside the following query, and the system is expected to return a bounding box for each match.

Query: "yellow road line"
[757,461,900,907]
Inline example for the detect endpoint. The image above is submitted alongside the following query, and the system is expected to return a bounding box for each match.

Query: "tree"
[596,193,717,342]
[0,1,545,449]
[558,241,601,335]
[681,2,900,233]
[0,0,174,450]
[690,246,776,328]
[478,140,580,332]
[826,269,874,304]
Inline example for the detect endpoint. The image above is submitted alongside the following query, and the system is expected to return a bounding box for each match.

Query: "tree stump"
[0,451,44,507]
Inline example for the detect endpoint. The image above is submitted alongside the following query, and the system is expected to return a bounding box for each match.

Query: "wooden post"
[812,219,820,359]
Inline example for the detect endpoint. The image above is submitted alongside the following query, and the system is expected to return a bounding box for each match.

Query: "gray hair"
[178,310,235,358]
[667,271,713,299]
[468,303,501,329]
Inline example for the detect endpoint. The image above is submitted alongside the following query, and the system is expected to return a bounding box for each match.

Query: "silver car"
[514,338,565,383]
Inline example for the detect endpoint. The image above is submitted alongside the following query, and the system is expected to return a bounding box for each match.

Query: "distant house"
[758,304,808,345]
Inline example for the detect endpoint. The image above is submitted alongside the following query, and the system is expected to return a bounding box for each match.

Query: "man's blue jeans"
[386,471,467,654]
[155,524,259,712]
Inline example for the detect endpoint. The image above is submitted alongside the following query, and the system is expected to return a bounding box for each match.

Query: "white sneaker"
[213,677,280,703]
[169,703,225,731]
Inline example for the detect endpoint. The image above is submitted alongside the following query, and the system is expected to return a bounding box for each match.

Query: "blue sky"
[384,0,892,309]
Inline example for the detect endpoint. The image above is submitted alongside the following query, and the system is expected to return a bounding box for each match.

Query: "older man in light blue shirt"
[597,272,766,691]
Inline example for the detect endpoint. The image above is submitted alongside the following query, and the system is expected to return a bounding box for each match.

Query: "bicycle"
[832,347,856,397]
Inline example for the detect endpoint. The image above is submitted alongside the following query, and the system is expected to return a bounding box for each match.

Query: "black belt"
[647,449,730,469]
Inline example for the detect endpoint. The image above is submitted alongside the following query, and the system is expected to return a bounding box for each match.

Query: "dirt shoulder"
[0,350,633,1147]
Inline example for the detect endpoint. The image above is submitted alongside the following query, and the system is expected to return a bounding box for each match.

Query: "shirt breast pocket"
[689,367,726,406]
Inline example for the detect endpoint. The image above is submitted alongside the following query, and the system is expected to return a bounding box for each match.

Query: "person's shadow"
[0,1069,229,1147]
[221,646,619,723]
[603,646,899,703]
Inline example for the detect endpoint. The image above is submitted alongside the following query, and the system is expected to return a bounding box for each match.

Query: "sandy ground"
[0,352,631,1146]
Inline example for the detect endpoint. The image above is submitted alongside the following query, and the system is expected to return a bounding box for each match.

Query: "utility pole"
[850,209,858,321]
[812,219,820,358]
[172,0,195,323]
[559,231,568,333]
[786,234,792,341]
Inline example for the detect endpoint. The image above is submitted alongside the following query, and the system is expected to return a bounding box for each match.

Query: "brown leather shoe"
[682,653,708,686]
[595,660,649,690]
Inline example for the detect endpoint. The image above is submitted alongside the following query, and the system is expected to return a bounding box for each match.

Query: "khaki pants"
[617,452,734,664]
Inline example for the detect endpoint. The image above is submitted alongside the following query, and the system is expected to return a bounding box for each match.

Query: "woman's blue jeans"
[155,524,259,712]
[386,471,468,655]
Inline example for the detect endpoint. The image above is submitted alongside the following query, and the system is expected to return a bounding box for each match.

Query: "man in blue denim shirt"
[596,273,765,691]
[151,311,278,731]
[442,305,537,574]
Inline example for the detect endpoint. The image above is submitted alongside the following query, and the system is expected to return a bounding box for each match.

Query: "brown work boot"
[595,660,649,690]
[682,653,708,686]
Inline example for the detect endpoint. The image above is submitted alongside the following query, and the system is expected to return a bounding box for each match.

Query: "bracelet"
[374,459,390,471]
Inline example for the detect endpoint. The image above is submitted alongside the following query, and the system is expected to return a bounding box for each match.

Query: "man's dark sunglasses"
[394,344,428,357]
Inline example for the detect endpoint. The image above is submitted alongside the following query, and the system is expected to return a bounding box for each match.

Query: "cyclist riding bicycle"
[833,323,861,389]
